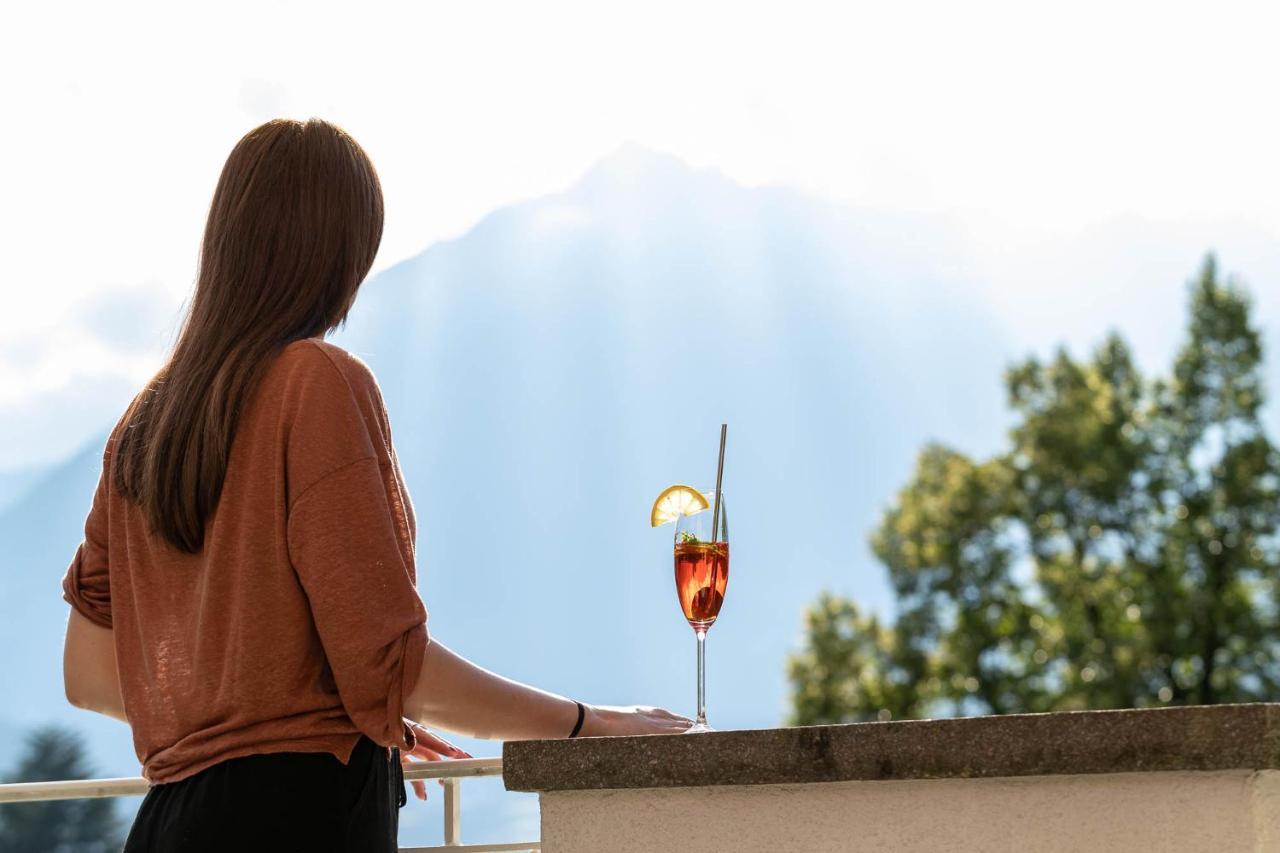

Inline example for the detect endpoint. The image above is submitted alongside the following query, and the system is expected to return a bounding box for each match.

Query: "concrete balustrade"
[504,704,1280,852]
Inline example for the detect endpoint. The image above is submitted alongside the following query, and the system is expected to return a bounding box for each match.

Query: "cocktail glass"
[673,491,728,733]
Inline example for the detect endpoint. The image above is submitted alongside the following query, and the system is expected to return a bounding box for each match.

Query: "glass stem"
[695,628,708,727]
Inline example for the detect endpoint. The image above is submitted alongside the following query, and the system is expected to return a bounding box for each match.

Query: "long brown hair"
[112,118,384,553]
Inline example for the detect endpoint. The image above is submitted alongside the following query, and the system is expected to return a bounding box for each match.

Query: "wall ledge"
[503,703,1280,792]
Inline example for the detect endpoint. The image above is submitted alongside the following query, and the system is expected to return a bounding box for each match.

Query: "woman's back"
[62,338,429,784]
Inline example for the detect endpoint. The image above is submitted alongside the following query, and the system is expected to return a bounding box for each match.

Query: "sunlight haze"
[4,1,1279,465]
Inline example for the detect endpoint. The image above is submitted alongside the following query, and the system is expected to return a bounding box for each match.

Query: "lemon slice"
[650,484,710,527]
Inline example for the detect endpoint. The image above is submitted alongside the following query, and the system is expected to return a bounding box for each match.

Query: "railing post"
[443,777,461,846]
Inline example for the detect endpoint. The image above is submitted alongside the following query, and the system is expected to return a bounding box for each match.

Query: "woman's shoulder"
[270,340,393,501]
[273,339,392,447]
[276,337,381,395]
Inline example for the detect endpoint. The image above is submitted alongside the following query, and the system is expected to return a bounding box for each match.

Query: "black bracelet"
[568,700,586,738]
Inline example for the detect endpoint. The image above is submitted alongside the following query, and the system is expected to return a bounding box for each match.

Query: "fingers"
[630,706,692,723]
[399,723,477,805]
[400,756,450,801]
[636,707,693,732]
[407,722,473,759]
[650,707,692,722]
[419,730,472,759]
[655,722,694,733]
[410,746,444,762]
[640,708,694,735]
[400,754,431,801]
[399,722,475,807]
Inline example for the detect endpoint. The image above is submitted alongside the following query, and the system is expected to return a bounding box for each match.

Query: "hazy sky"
[3,0,1279,466]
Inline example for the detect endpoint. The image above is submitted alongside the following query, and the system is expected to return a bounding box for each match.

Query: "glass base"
[683,721,715,734]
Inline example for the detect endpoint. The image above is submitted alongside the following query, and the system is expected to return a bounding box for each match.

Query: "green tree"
[788,254,1280,724]
[0,724,125,852]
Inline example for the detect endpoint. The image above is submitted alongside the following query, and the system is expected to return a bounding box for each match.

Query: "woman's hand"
[579,704,693,737]
[402,720,472,801]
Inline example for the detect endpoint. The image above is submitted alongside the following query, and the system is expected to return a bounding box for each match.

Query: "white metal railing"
[0,756,538,852]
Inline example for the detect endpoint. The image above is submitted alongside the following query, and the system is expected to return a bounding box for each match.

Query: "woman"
[60,117,690,852]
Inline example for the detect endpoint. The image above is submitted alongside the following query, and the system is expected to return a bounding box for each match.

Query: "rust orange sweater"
[61,338,429,784]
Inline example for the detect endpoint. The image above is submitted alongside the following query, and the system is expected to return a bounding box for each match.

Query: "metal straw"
[710,424,726,544]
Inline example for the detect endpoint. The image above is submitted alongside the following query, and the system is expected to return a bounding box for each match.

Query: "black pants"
[122,735,406,852]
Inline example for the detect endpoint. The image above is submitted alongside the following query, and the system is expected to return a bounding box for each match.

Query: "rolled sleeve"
[287,456,429,751]
[61,466,112,629]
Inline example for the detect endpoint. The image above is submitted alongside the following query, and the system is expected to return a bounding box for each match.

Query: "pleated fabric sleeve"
[62,454,114,629]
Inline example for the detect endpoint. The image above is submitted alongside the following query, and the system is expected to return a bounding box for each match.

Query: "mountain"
[0,464,46,515]
[328,144,1014,715]
[0,145,1016,844]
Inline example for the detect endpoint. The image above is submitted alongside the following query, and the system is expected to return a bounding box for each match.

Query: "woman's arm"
[63,608,128,724]
[405,637,691,740]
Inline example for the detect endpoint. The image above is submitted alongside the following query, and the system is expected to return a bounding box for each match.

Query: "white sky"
[2,0,1280,464]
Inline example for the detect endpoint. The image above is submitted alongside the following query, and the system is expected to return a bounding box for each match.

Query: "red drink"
[674,541,729,628]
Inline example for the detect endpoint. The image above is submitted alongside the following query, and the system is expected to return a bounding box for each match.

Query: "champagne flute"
[673,492,728,733]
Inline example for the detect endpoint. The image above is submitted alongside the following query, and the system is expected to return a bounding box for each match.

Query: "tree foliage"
[789,254,1280,724]
[0,724,125,852]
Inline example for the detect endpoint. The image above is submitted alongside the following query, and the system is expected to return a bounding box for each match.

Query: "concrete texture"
[504,703,1280,792]
[537,770,1279,853]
